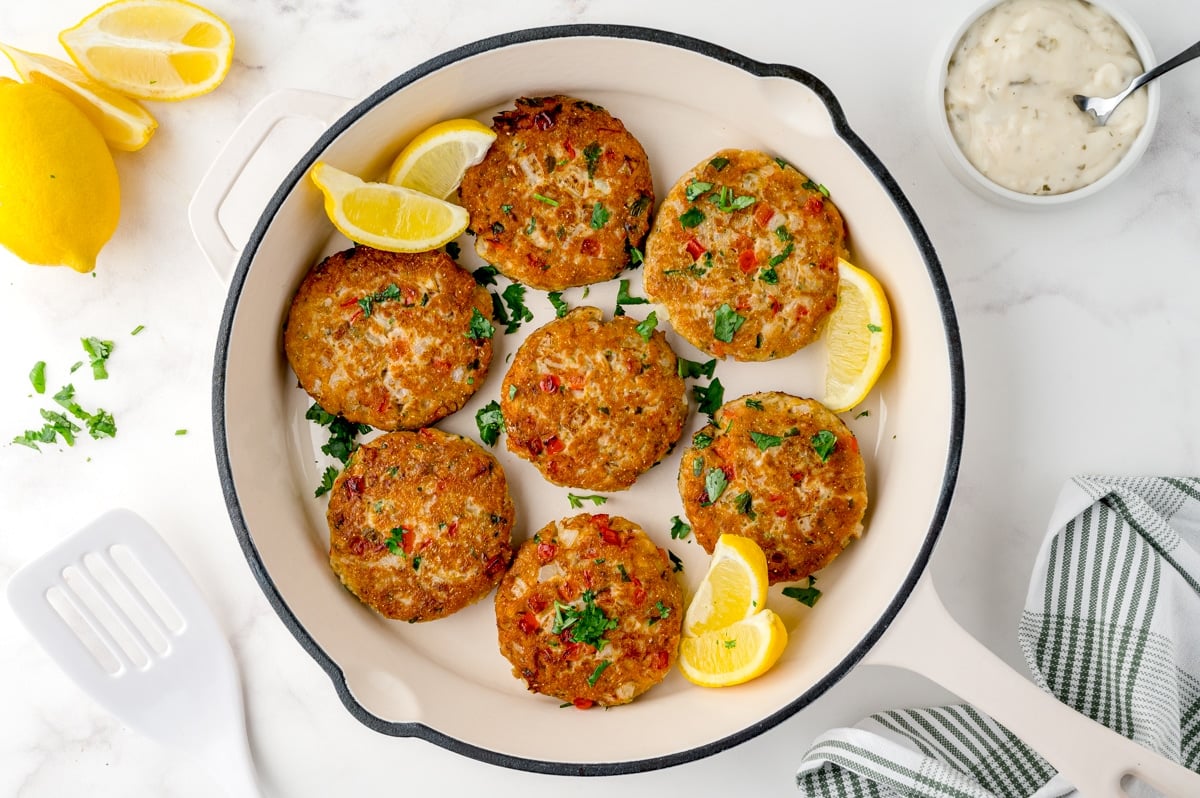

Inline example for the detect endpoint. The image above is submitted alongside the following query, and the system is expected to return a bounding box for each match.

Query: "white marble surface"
[1,0,1198,795]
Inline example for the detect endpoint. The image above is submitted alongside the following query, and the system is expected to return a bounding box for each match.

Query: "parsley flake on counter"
[30,361,46,394]
[81,337,114,380]
[547,291,569,318]
[782,576,822,607]
[676,357,716,380]
[567,493,607,509]
[475,401,505,447]
[589,202,610,230]
[702,467,728,506]
[669,515,691,540]
[678,207,705,229]
[692,377,725,419]
[685,179,713,202]
[69,361,83,373]
[313,466,339,498]
[635,311,658,341]
[86,410,117,439]
[465,307,496,340]
[130,324,145,336]
[713,304,745,343]
[587,659,612,686]
[174,429,187,436]
[811,430,837,462]
[750,431,783,451]
[473,264,500,286]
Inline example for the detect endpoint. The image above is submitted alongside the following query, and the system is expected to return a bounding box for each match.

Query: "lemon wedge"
[310,161,470,253]
[0,43,156,151]
[59,0,234,101]
[387,118,496,200]
[823,257,893,413]
[683,534,769,637]
[678,609,788,688]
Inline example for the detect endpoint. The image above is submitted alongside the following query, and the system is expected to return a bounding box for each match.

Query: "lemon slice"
[678,609,788,687]
[0,43,156,151]
[387,118,496,200]
[683,534,769,637]
[823,257,893,413]
[59,0,235,101]
[310,161,470,253]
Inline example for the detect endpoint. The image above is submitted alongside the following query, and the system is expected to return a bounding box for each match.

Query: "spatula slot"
[44,584,123,675]
[110,543,185,635]
[61,564,151,671]
[84,551,171,657]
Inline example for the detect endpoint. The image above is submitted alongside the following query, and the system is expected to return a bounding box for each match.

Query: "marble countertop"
[2,0,1198,795]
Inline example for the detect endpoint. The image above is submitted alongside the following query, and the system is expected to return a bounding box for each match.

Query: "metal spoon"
[1073,39,1200,125]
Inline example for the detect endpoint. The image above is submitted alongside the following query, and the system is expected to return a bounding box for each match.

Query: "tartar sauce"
[945,0,1147,195]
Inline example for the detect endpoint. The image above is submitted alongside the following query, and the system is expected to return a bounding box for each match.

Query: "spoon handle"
[1129,39,1200,95]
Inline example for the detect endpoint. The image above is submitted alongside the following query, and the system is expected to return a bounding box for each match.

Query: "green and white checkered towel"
[796,476,1200,798]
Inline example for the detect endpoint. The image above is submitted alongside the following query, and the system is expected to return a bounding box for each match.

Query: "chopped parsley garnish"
[648,601,671,626]
[630,194,651,216]
[589,202,610,229]
[768,243,794,267]
[745,398,764,410]
[552,590,618,649]
[412,556,422,571]
[86,409,116,439]
[30,361,46,394]
[709,186,756,212]
[677,357,717,380]
[635,311,658,341]
[685,180,713,202]
[617,563,630,582]
[524,217,536,235]
[81,337,114,380]
[304,403,336,426]
[669,515,691,540]
[473,264,500,286]
[548,291,569,318]
[775,225,792,242]
[313,466,339,497]
[305,403,372,465]
[855,410,870,419]
[69,361,83,373]
[130,324,145,336]
[475,401,505,446]
[616,278,649,306]
[669,550,684,572]
[445,241,461,259]
[628,245,644,267]
[587,660,612,686]
[356,283,401,317]
[692,430,714,449]
[692,377,724,419]
[774,156,792,170]
[384,527,407,556]
[500,283,533,333]
[12,426,58,451]
[733,491,755,518]
[702,467,728,506]
[465,307,495,340]
[567,493,607,509]
[758,266,778,284]
[713,304,745,343]
[507,384,518,400]
[692,457,703,476]
[708,156,730,171]
[40,410,79,445]
[867,323,883,333]
[750,431,783,450]
[782,576,822,607]
[724,639,736,649]
[533,193,559,207]
[811,430,837,461]
[678,207,705,228]
[174,429,187,436]
[801,179,831,197]
[583,142,602,179]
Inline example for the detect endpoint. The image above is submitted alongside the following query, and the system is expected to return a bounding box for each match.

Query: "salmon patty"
[495,513,683,707]
[678,391,866,583]
[644,149,845,360]
[459,95,654,290]
[327,429,514,622]
[500,306,688,491]
[284,245,493,430]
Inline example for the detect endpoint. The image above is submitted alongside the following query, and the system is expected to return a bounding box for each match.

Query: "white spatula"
[5,508,260,797]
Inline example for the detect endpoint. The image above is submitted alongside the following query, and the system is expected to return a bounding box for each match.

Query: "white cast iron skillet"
[197,25,1198,794]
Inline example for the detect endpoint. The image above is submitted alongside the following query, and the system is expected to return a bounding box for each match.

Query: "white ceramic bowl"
[929,0,1160,207]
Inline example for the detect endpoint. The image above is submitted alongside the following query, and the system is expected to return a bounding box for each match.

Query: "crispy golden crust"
[327,429,514,622]
[644,149,845,361]
[283,246,493,430]
[458,96,654,290]
[678,392,866,583]
[500,306,688,491]
[495,513,683,707]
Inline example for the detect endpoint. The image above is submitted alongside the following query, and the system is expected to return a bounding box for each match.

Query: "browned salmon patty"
[500,306,688,491]
[678,391,866,584]
[284,245,493,430]
[644,149,845,361]
[495,513,683,707]
[458,95,654,290]
[327,429,514,622]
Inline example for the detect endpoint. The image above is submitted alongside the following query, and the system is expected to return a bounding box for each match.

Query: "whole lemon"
[0,77,120,273]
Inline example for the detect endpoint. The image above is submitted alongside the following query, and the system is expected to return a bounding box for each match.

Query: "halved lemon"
[310,161,470,253]
[386,118,496,200]
[0,43,157,151]
[678,609,788,687]
[823,257,893,413]
[683,534,769,637]
[59,0,234,102]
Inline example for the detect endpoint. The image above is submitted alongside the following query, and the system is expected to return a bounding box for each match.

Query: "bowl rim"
[211,23,967,775]
[931,0,1161,206]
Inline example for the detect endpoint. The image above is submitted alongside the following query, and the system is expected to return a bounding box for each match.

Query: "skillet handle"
[864,576,1200,797]
[187,88,352,283]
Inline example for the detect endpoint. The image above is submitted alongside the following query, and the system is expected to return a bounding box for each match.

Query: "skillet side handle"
[187,88,352,284]
[864,576,1200,797]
